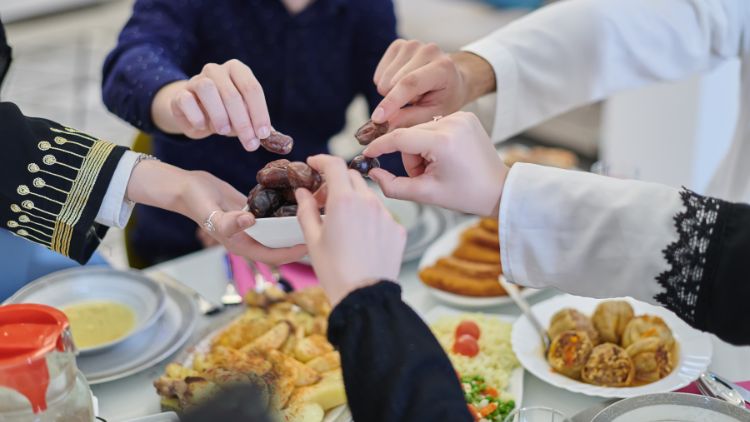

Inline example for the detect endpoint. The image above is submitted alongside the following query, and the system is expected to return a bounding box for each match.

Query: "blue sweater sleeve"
[352,0,397,113]
[101,0,198,134]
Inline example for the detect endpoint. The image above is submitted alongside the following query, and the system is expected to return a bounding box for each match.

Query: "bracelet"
[125,153,160,206]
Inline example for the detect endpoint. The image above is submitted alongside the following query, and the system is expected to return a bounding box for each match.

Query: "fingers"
[373,63,446,124]
[233,237,308,265]
[347,169,370,195]
[214,210,255,239]
[188,74,231,135]
[373,40,403,83]
[368,167,436,203]
[172,90,206,130]
[306,155,352,196]
[295,188,323,244]
[362,127,436,158]
[228,60,271,141]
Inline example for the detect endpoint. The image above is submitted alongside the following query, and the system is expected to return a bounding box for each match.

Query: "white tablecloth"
[92,247,750,421]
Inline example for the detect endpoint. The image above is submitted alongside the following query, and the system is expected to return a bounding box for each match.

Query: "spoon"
[696,371,747,408]
[497,275,551,354]
[221,255,244,306]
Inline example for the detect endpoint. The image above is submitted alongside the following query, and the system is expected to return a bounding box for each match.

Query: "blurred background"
[0,0,739,268]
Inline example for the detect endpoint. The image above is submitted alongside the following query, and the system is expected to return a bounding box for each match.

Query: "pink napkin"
[227,253,319,295]
[676,380,750,409]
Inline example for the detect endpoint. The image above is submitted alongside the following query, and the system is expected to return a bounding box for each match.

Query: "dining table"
[91,246,750,421]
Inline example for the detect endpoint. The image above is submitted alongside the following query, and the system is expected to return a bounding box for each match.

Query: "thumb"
[215,210,255,238]
[368,168,435,203]
[295,188,323,244]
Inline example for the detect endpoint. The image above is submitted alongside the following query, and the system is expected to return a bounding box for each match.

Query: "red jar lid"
[0,304,70,413]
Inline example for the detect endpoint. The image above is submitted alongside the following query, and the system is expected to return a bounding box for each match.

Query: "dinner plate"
[77,282,197,384]
[591,393,750,421]
[512,295,713,398]
[423,306,525,407]
[418,218,543,308]
[5,266,167,354]
[178,324,349,422]
[403,204,458,263]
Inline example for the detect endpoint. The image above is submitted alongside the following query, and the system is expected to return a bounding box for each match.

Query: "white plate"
[179,323,348,422]
[77,282,197,384]
[5,267,167,354]
[512,295,713,398]
[423,306,524,406]
[592,393,750,421]
[418,218,543,308]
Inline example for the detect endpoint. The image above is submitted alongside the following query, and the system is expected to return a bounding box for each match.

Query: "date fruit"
[247,184,283,218]
[256,159,291,188]
[279,188,297,204]
[349,155,380,177]
[260,131,294,155]
[273,205,298,217]
[287,162,322,192]
[354,120,389,145]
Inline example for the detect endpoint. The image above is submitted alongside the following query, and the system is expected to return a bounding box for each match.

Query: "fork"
[221,255,243,305]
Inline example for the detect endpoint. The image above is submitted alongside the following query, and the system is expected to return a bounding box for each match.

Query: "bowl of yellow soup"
[4,267,167,354]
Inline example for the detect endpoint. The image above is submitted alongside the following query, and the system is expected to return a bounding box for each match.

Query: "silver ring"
[432,115,443,122]
[203,210,220,233]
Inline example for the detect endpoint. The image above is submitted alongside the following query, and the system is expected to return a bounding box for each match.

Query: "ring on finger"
[203,210,220,233]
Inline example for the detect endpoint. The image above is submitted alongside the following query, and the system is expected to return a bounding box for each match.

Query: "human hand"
[371,40,496,129]
[151,59,271,151]
[127,160,307,265]
[295,155,406,306]
[363,112,507,217]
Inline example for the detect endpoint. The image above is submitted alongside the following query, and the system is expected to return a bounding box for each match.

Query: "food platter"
[418,218,543,308]
[512,295,713,398]
[424,306,523,421]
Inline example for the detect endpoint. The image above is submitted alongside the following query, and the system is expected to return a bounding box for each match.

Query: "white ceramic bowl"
[512,295,713,398]
[5,267,167,354]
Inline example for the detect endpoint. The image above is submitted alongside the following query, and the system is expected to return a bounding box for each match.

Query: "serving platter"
[512,295,713,398]
[423,306,524,408]
[591,392,750,421]
[418,218,543,308]
[5,266,167,354]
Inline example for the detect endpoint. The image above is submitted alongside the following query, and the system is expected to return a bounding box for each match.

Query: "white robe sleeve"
[94,150,139,228]
[499,163,684,305]
[462,0,750,141]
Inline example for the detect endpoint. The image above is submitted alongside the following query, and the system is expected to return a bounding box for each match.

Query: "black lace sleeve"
[654,188,750,345]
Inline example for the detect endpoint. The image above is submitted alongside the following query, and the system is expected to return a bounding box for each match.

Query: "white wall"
[601,60,740,192]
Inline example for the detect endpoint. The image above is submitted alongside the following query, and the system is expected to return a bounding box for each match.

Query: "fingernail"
[218,125,231,135]
[248,138,260,150]
[239,215,253,227]
[371,107,385,123]
[258,126,271,139]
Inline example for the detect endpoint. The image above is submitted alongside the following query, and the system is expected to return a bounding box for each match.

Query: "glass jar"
[0,304,94,422]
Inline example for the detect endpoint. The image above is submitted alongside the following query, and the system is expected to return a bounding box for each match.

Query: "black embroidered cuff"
[654,188,723,328]
[327,281,401,345]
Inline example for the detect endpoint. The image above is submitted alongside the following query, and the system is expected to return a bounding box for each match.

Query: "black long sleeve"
[652,189,750,345]
[0,102,127,264]
[328,281,472,422]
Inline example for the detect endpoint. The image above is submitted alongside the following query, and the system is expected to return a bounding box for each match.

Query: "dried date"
[354,120,389,145]
[256,159,291,188]
[246,184,283,218]
[273,205,298,217]
[260,131,294,155]
[349,155,380,177]
[287,162,322,192]
[280,188,297,204]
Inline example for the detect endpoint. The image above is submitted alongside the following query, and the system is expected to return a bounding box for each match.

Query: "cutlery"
[150,271,224,316]
[696,371,747,408]
[497,275,551,354]
[269,265,294,292]
[220,255,244,305]
[245,259,269,293]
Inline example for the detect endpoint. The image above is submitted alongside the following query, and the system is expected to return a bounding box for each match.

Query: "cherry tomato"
[452,334,479,357]
[455,320,481,340]
[467,404,481,421]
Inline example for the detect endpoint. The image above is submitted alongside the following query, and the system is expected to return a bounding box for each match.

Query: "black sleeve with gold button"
[0,102,127,264]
